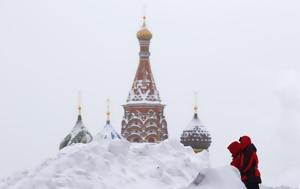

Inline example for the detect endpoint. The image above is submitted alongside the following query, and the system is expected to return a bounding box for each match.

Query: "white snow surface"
[0,139,296,189]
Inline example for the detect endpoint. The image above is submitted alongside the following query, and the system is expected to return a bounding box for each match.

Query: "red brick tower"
[121,17,168,143]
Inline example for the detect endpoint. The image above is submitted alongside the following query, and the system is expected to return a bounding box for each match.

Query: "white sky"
[0,0,300,187]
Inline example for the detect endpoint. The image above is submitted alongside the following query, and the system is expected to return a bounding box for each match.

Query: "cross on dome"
[137,16,152,40]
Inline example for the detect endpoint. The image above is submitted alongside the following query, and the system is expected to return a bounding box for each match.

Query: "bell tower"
[121,17,168,143]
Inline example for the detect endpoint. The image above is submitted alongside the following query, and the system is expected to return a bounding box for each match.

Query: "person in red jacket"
[239,136,262,189]
[227,141,242,170]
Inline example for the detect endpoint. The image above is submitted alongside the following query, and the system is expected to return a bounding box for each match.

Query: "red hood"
[227,141,241,156]
[239,136,252,150]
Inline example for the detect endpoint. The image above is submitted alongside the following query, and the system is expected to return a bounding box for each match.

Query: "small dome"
[136,17,152,40]
[59,114,93,150]
[96,120,122,141]
[180,112,212,152]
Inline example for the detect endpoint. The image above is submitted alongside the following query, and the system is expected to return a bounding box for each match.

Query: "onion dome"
[59,105,93,150]
[180,95,212,153]
[136,16,152,40]
[100,120,122,140]
[96,99,122,140]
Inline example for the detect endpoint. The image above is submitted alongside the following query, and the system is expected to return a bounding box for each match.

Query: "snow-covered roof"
[126,83,162,104]
[97,120,122,141]
[59,114,93,150]
[185,113,209,136]
[180,112,212,151]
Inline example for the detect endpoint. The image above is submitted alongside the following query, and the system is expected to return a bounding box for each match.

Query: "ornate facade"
[121,17,168,143]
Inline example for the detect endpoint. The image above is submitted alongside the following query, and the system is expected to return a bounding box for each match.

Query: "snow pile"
[0,139,295,189]
[186,167,245,189]
[0,139,245,189]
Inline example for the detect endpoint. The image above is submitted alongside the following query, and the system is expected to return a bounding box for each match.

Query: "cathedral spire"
[106,99,111,124]
[194,92,198,119]
[127,17,160,103]
[122,18,168,143]
[77,91,82,123]
[142,16,146,27]
[142,3,147,27]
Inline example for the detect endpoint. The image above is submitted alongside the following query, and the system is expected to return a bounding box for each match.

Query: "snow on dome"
[185,113,209,134]
[180,113,212,152]
[59,114,93,150]
[96,120,122,141]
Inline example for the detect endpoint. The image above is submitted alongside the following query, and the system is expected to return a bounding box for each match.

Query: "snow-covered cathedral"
[121,17,168,143]
[59,17,211,151]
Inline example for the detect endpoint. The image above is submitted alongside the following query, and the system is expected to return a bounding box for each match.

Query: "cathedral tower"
[121,17,168,143]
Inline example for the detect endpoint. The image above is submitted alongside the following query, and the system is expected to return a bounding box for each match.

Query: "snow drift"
[0,138,245,189]
[0,139,295,189]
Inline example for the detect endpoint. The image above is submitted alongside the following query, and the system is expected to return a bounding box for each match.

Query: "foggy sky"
[0,0,300,187]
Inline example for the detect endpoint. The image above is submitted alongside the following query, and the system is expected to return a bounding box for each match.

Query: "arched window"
[133,138,140,142]
[148,137,155,143]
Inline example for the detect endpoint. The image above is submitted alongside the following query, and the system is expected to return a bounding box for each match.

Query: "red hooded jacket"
[227,141,242,170]
[239,136,262,184]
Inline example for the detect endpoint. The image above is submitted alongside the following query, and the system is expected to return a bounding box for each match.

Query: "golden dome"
[136,16,152,40]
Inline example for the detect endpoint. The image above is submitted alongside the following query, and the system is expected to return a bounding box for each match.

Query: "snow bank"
[0,139,295,189]
[186,166,246,189]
